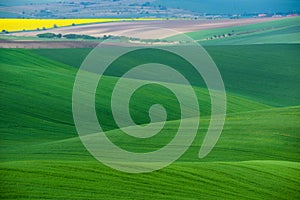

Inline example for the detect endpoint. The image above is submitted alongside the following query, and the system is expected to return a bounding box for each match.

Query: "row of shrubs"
[36,32,112,40]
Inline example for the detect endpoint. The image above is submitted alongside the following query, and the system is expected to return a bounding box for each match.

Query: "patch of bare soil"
[1,18,281,48]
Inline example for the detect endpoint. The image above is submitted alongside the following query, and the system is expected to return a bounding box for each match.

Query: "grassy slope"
[0,49,269,143]
[1,160,299,199]
[31,44,300,107]
[31,48,93,68]
[4,106,298,163]
[206,44,300,106]
[200,25,300,45]
[1,48,299,199]
[167,17,300,45]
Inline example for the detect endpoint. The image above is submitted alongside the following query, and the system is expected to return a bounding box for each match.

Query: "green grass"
[167,17,300,45]
[0,48,270,142]
[4,105,298,163]
[1,46,299,199]
[197,25,300,45]
[1,160,299,199]
[206,44,300,106]
[31,44,300,107]
[31,48,93,68]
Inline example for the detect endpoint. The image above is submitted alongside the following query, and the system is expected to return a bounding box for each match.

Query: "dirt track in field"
[1,18,281,48]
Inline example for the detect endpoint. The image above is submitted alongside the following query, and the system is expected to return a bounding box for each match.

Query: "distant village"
[0,1,299,19]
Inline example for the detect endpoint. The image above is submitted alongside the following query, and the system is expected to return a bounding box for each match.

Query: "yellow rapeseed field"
[0,18,160,32]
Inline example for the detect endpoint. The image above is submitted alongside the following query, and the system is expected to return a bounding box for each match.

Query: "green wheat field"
[1,17,300,199]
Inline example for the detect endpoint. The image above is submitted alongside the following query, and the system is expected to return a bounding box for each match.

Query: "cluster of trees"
[36,32,112,40]
[207,31,235,40]
[37,33,62,38]
[63,34,97,39]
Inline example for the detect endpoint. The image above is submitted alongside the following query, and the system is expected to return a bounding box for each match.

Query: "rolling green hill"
[0,48,270,143]
[1,47,299,199]
[167,17,300,45]
[31,44,300,107]
[199,25,300,45]
[1,160,299,199]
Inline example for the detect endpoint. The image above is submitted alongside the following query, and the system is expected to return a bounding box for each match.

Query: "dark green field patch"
[1,47,299,199]
[31,44,300,106]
